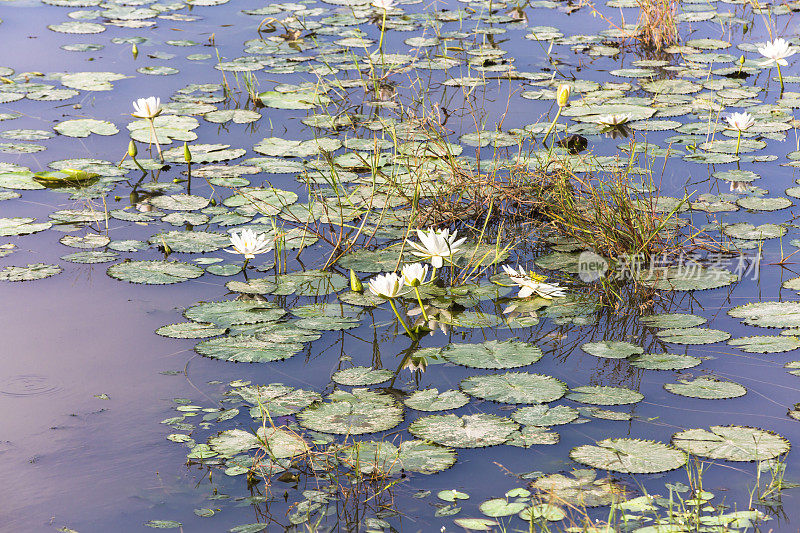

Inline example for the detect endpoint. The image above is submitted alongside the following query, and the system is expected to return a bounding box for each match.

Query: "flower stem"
[378,9,387,54]
[778,64,785,91]
[413,286,430,322]
[388,298,414,337]
[735,130,741,156]
[148,119,163,161]
[542,107,562,146]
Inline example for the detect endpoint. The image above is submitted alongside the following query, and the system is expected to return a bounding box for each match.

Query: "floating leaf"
[231,383,321,418]
[729,301,800,328]
[512,405,579,426]
[209,427,308,459]
[656,327,731,344]
[404,389,470,411]
[408,413,518,448]
[184,300,285,327]
[54,118,118,137]
[581,341,643,359]
[195,335,302,363]
[107,260,203,284]
[628,353,701,370]
[664,377,746,399]
[728,335,800,353]
[570,439,687,474]
[530,470,627,507]
[442,340,543,369]
[640,313,707,328]
[566,386,643,405]
[0,263,62,281]
[331,366,393,386]
[156,322,226,339]
[460,373,567,404]
[672,426,789,461]
[478,499,526,517]
[506,426,560,447]
[297,389,403,435]
[148,231,230,253]
[339,440,457,475]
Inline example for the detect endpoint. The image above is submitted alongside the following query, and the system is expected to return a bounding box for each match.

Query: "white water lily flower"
[131,96,162,119]
[402,355,427,374]
[597,114,631,127]
[502,264,566,299]
[408,305,451,336]
[225,229,271,259]
[758,38,797,66]
[729,181,749,193]
[401,262,429,287]
[725,111,755,132]
[368,272,406,298]
[372,0,393,8]
[407,228,467,268]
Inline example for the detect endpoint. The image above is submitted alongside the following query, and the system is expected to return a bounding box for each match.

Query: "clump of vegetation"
[635,0,678,50]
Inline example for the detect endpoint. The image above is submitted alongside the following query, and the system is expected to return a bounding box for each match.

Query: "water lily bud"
[132,43,139,59]
[350,269,363,292]
[739,55,745,66]
[556,84,571,107]
[183,142,192,163]
[128,140,137,157]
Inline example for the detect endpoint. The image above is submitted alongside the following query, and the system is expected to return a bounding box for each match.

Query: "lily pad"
[566,386,643,406]
[728,335,800,353]
[408,413,518,448]
[581,341,643,359]
[404,389,470,412]
[729,301,800,328]
[628,353,701,370]
[460,373,567,404]
[664,377,746,399]
[331,366,393,386]
[672,426,789,461]
[511,405,579,426]
[442,340,543,369]
[656,327,731,344]
[0,263,62,281]
[297,389,403,435]
[570,439,687,474]
[107,260,203,284]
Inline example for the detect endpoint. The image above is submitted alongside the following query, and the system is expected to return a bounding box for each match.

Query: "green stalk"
[735,130,742,156]
[778,63,785,91]
[148,119,163,161]
[388,299,414,337]
[412,286,430,322]
[542,107,562,146]
[378,8,387,53]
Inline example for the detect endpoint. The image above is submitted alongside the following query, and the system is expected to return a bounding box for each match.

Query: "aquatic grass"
[634,0,678,51]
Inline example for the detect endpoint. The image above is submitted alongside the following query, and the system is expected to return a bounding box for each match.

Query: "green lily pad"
[0,263,62,281]
[297,389,403,435]
[230,383,321,418]
[184,300,285,327]
[0,217,52,236]
[150,194,209,211]
[331,366,393,386]
[338,440,456,475]
[531,469,626,507]
[640,313,707,328]
[107,260,203,284]
[656,327,731,344]
[672,426,789,461]
[729,301,800,328]
[156,322,226,339]
[408,413,518,448]
[208,426,308,459]
[628,353,701,370]
[728,335,800,353]
[61,250,118,264]
[460,373,567,404]
[581,341,643,359]
[54,118,118,137]
[511,405,579,426]
[566,386,643,405]
[404,389,470,412]
[570,439,687,474]
[664,377,746,399]
[148,231,230,253]
[442,340,543,369]
[195,335,302,363]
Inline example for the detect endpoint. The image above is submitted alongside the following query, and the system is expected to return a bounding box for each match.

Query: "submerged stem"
[148,119,163,161]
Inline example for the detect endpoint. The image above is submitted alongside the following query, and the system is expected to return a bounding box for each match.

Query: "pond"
[2,0,800,531]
